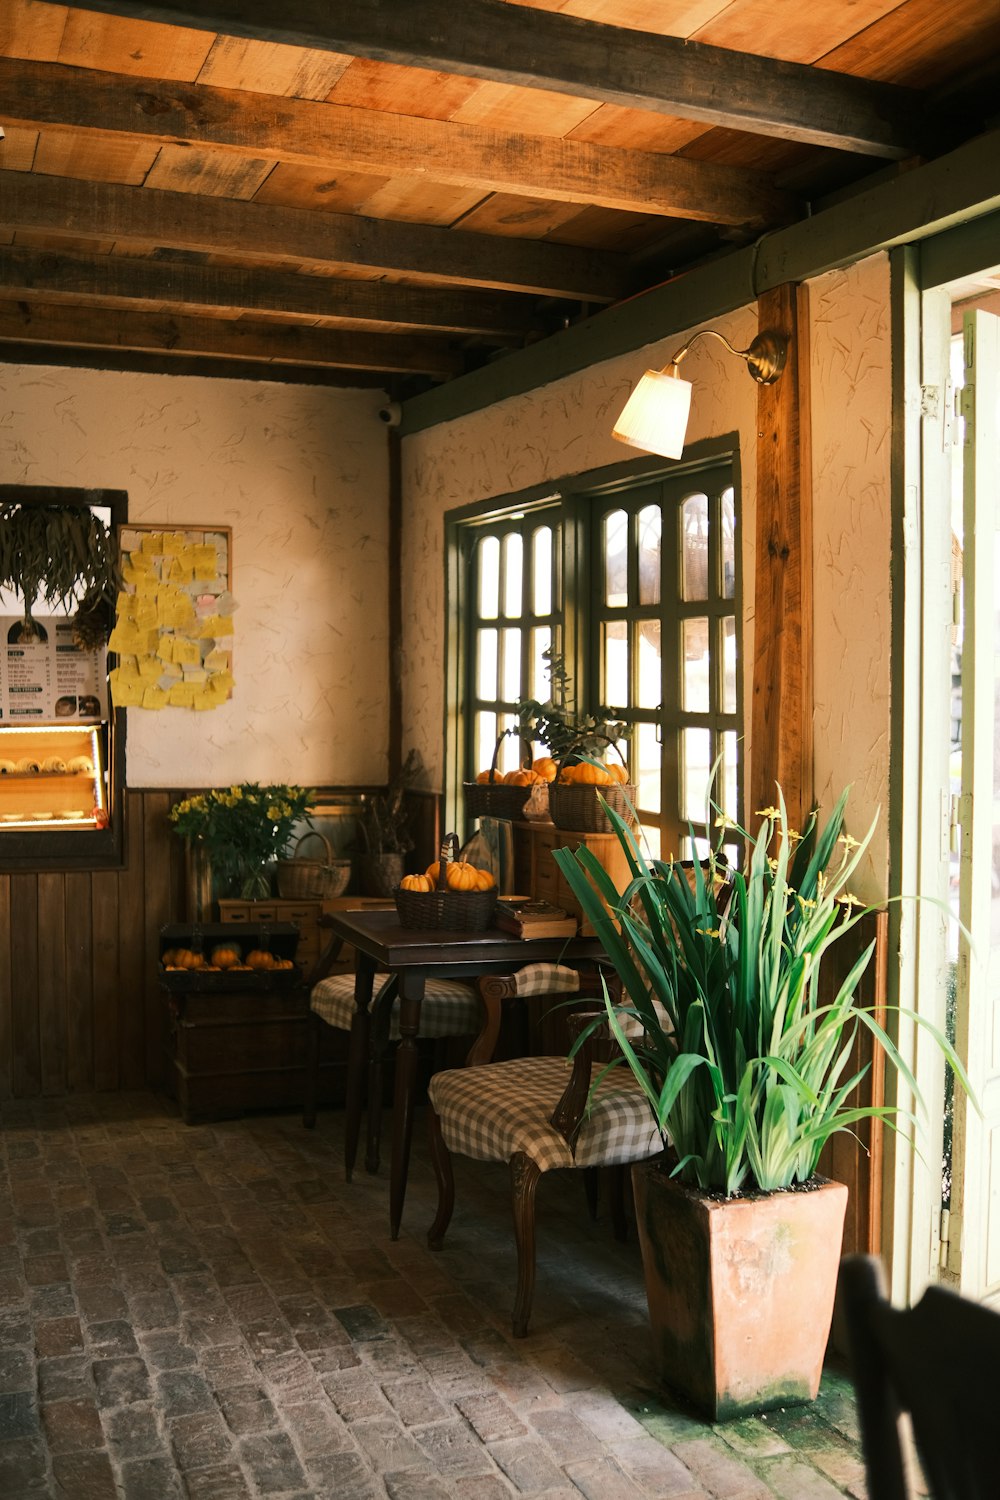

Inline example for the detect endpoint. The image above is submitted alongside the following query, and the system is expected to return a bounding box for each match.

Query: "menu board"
[1,617,109,724]
[109,526,235,711]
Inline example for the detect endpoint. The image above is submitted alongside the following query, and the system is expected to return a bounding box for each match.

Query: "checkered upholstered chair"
[302,936,486,1182]
[427,994,663,1338]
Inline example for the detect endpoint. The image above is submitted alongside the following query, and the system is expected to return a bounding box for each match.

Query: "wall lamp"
[611,328,788,460]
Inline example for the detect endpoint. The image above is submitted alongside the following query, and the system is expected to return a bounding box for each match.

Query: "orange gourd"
[475,770,493,783]
[245,950,275,970]
[558,765,577,784]
[503,768,534,786]
[531,756,558,783]
[474,868,496,890]
[607,761,629,785]
[425,861,441,887]
[573,760,613,785]
[400,873,434,893]
[211,944,241,969]
[444,860,482,891]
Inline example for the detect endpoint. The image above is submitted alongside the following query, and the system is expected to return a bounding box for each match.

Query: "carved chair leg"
[510,1152,542,1339]
[609,1165,629,1242]
[366,975,399,1175]
[582,1166,599,1221]
[302,1009,320,1128]
[427,1107,455,1251]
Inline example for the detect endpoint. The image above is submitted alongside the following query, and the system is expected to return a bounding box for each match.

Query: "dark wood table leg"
[389,974,424,1240]
[344,963,376,1182]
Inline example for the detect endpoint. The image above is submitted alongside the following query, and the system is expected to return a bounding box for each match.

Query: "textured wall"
[402,310,760,786]
[0,364,390,788]
[809,255,893,893]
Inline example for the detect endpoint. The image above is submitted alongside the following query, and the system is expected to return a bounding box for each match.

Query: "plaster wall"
[809,254,893,896]
[0,363,390,788]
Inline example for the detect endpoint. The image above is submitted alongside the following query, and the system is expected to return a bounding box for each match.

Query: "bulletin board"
[108,525,236,711]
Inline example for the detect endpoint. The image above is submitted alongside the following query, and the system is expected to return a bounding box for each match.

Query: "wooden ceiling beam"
[0,244,544,339]
[0,170,626,304]
[0,299,465,375]
[63,0,930,159]
[0,59,798,228]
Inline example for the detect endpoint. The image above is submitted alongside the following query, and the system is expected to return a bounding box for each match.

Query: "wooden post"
[750,282,813,831]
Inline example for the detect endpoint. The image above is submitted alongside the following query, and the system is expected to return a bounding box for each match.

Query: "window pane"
[644,825,662,861]
[636,722,660,813]
[721,487,736,600]
[721,730,738,822]
[638,505,661,605]
[501,627,522,701]
[682,727,712,821]
[682,618,710,712]
[475,712,497,775]
[722,616,737,713]
[476,629,498,699]
[604,620,628,706]
[479,537,499,618]
[530,626,551,699]
[604,509,628,607]
[636,620,661,709]
[502,533,523,617]
[532,527,552,615]
[681,493,709,601]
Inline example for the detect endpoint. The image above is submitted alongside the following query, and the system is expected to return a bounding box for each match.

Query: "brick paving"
[0,1092,871,1499]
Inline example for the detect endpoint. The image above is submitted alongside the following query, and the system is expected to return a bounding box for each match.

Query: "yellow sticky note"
[133,569,158,595]
[128,549,155,573]
[138,655,162,682]
[142,685,169,709]
[115,591,135,620]
[203,648,231,673]
[172,636,202,667]
[207,670,234,699]
[134,596,158,631]
[200,615,232,640]
[108,669,143,707]
[168,555,194,586]
[140,532,164,554]
[192,688,217,710]
[193,543,218,580]
[160,532,186,556]
[168,682,196,708]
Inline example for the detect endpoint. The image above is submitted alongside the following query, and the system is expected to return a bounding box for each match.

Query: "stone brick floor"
[0,1091,873,1499]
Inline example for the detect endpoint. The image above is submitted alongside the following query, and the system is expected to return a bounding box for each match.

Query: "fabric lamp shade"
[611,367,693,459]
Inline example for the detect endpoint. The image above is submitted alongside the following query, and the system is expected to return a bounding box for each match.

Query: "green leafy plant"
[170,783,315,899]
[552,786,971,1196]
[516,648,629,760]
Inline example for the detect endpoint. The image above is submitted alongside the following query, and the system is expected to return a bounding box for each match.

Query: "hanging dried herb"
[0,502,120,638]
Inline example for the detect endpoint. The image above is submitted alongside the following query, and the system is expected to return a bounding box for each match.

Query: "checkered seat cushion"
[428,1056,663,1173]
[310,973,482,1039]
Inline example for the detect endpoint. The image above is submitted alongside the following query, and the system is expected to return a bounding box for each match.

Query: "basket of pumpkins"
[464,728,557,822]
[394,833,499,931]
[547,737,636,834]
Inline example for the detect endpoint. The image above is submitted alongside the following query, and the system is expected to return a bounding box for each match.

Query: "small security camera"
[378,401,402,427]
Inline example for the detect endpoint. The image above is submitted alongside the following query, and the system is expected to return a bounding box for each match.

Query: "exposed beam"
[0,245,544,339]
[0,58,798,229]
[0,171,626,304]
[0,300,464,375]
[65,0,930,159]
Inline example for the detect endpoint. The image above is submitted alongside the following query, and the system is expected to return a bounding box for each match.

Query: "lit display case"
[0,723,107,830]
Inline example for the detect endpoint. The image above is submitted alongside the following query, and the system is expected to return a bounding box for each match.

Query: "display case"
[0,722,107,830]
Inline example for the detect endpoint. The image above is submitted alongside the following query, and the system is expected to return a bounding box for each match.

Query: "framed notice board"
[109,524,235,711]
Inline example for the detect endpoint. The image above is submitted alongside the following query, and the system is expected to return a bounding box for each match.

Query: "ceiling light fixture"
[611,328,787,460]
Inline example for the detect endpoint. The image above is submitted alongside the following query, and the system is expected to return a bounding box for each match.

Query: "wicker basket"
[463,728,536,822]
[276,831,351,899]
[548,737,637,834]
[393,834,498,932]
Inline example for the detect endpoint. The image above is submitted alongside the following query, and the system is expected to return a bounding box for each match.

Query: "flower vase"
[237,862,273,901]
[185,840,214,922]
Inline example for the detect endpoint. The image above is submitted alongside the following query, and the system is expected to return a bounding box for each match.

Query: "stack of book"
[494,901,578,939]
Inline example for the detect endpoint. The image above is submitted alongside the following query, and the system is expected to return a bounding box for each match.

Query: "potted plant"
[0,500,120,647]
[515,647,629,762]
[356,749,422,897]
[552,786,970,1421]
[170,782,315,904]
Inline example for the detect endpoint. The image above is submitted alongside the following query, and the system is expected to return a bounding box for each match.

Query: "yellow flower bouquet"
[170,782,315,899]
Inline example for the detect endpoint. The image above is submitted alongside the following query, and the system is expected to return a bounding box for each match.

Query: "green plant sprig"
[553,784,973,1196]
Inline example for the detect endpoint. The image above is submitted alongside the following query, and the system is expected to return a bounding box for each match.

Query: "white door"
[947,308,1000,1300]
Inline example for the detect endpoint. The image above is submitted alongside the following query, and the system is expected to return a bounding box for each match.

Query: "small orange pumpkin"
[558,765,578,784]
[573,760,613,785]
[474,868,496,891]
[444,860,482,891]
[475,769,493,783]
[606,761,629,785]
[245,949,275,970]
[400,873,434,893]
[531,756,558,783]
[425,861,441,887]
[503,768,534,786]
[211,944,241,969]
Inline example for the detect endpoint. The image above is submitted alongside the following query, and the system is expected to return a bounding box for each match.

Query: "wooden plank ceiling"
[0,0,996,393]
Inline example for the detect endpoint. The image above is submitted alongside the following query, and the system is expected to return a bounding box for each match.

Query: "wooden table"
[323,907,604,1239]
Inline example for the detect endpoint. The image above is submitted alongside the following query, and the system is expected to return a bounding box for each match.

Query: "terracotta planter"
[631,1160,848,1421]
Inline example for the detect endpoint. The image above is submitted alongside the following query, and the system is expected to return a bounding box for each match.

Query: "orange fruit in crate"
[211,945,241,969]
[245,950,275,970]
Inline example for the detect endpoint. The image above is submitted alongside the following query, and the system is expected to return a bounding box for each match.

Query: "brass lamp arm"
[666,328,787,385]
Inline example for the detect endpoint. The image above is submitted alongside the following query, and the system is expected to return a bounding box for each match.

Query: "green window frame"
[447,455,740,855]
